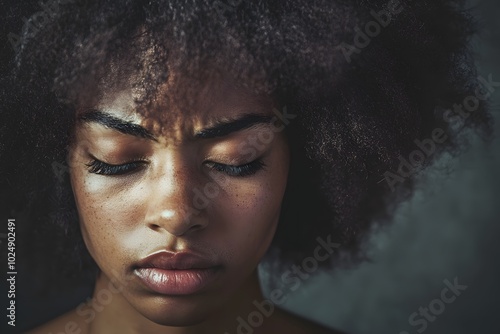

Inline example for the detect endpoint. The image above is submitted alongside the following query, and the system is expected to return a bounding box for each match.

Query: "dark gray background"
[263,1,500,333]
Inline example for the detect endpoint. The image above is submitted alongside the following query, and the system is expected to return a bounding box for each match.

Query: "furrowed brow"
[195,113,274,139]
[78,110,157,141]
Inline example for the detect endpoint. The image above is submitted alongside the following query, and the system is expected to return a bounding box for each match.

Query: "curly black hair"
[0,0,493,290]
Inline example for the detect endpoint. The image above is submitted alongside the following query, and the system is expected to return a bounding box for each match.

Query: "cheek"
[70,168,148,267]
[209,143,289,265]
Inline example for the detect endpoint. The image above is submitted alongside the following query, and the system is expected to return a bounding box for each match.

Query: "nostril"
[147,218,206,236]
[149,223,162,231]
[188,224,203,232]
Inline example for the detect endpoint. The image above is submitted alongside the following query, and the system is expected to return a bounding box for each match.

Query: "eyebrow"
[194,113,274,139]
[79,110,274,140]
[79,110,157,140]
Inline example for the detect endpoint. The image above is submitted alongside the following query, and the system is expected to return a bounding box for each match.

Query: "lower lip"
[134,267,220,295]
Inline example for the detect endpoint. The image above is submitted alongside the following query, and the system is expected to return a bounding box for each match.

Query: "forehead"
[80,71,275,139]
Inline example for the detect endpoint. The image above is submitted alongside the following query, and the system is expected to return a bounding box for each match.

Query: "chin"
[144,308,212,327]
[135,296,219,327]
[148,313,207,327]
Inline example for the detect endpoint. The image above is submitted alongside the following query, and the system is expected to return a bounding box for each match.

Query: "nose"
[144,156,208,237]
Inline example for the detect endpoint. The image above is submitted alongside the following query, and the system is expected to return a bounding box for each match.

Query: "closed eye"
[86,159,147,176]
[86,158,265,177]
[204,159,266,177]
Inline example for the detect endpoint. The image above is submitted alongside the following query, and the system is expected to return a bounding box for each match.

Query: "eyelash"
[205,159,266,177]
[86,159,266,177]
[86,159,146,176]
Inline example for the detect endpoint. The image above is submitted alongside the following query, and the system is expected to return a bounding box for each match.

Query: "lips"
[133,251,221,295]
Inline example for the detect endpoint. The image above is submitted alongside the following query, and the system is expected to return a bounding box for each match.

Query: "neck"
[87,270,265,334]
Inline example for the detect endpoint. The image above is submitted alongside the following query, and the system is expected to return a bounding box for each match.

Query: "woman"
[0,0,492,333]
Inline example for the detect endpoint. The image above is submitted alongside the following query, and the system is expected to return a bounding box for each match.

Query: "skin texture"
[29,74,342,333]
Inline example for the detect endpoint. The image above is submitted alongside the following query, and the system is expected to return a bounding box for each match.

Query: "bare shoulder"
[26,308,89,334]
[267,307,346,334]
[25,305,345,334]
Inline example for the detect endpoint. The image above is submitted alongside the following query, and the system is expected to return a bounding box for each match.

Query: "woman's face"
[68,73,290,325]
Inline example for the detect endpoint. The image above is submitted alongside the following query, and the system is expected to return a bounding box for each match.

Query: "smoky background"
[259,1,500,333]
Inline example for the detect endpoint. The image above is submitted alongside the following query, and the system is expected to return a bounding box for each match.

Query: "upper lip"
[134,250,219,270]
